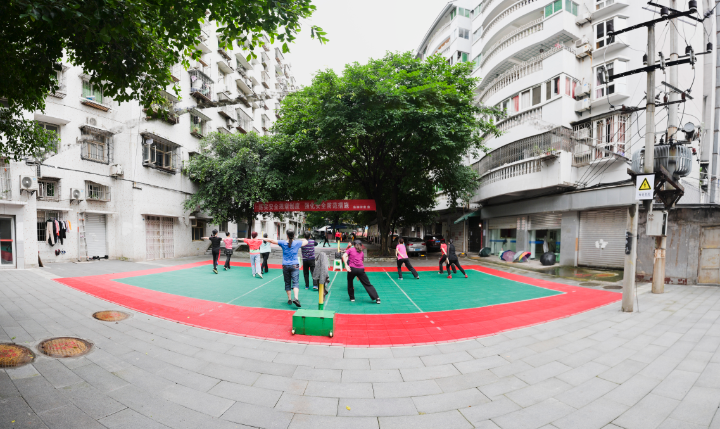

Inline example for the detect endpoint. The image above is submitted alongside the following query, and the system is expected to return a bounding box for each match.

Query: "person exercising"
[395,237,419,280]
[446,239,467,279]
[342,240,380,304]
[263,229,307,307]
[201,230,222,274]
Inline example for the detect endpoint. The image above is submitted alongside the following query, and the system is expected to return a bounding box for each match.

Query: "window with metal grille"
[36,122,60,153]
[37,210,64,242]
[143,140,178,172]
[86,182,110,201]
[80,129,112,164]
[38,180,59,201]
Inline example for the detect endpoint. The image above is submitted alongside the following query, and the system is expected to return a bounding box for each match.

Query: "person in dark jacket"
[202,230,223,274]
[301,231,319,290]
[446,239,467,279]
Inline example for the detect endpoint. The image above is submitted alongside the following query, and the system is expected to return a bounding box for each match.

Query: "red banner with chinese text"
[254,200,376,212]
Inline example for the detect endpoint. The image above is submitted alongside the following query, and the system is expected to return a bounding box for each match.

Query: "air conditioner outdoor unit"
[575,44,591,58]
[575,128,591,139]
[109,164,124,176]
[19,175,38,193]
[70,188,84,201]
[576,82,591,98]
[575,98,591,112]
[575,38,590,48]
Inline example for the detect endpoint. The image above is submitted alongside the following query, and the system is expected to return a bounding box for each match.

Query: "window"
[566,0,579,15]
[472,54,482,70]
[143,140,177,172]
[594,115,627,157]
[546,77,561,99]
[38,180,59,201]
[86,182,110,201]
[37,210,62,242]
[512,95,520,113]
[451,7,471,19]
[473,28,482,42]
[474,3,482,17]
[553,77,560,96]
[595,0,614,11]
[595,63,614,98]
[595,18,616,49]
[192,220,206,241]
[456,51,469,63]
[521,90,531,109]
[190,114,207,137]
[565,76,579,97]
[456,28,470,40]
[82,80,103,103]
[36,122,60,153]
[532,86,542,105]
[220,221,228,232]
[544,0,563,17]
[80,128,111,163]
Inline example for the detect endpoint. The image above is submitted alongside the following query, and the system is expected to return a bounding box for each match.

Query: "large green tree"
[272,52,501,255]
[0,0,326,159]
[183,132,287,236]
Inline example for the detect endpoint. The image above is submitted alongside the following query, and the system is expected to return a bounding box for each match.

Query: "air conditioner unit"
[70,188,84,201]
[575,98,591,112]
[575,44,591,58]
[19,175,38,193]
[110,164,124,176]
[575,38,590,48]
[575,12,591,26]
[575,128,591,139]
[576,82,591,98]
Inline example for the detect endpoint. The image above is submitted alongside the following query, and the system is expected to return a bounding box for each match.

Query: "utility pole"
[622,203,638,312]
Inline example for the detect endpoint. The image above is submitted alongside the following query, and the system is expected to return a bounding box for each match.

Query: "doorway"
[0,216,15,268]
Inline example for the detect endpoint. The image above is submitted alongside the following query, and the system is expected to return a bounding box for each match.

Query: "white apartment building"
[0,21,300,269]
[417,0,710,271]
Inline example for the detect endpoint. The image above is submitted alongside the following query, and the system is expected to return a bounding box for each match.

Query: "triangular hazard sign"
[639,178,652,191]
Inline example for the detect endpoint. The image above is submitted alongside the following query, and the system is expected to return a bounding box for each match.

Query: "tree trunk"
[375,200,392,257]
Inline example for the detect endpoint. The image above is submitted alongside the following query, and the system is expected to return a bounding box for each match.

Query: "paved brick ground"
[1,255,720,428]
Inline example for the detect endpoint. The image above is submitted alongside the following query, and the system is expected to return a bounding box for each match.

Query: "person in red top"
[238,232,264,278]
[222,232,234,271]
[439,241,450,274]
[342,240,380,304]
[335,230,342,243]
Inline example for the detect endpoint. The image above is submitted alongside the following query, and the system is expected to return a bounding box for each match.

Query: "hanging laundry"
[46,221,55,246]
[58,221,66,245]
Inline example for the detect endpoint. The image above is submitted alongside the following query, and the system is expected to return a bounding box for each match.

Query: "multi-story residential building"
[417,0,715,282]
[0,20,300,269]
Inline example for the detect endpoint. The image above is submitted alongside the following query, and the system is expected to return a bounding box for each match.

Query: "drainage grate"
[0,343,35,368]
[38,337,92,358]
[580,282,601,287]
[603,285,623,290]
[93,311,130,322]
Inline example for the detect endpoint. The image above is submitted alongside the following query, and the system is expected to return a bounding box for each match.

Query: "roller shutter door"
[146,216,175,260]
[578,209,626,268]
[85,213,107,258]
[529,213,562,230]
[488,216,517,230]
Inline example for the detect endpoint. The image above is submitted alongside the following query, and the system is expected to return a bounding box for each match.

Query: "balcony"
[482,0,542,41]
[472,127,576,203]
[236,109,253,134]
[477,44,574,104]
[261,71,270,89]
[217,57,235,74]
[189,69,214,103]
[170,64,183,82]
[261,51,271,65]
[480,18,543,69]
[275,47,285,64]
[218,105,236,122]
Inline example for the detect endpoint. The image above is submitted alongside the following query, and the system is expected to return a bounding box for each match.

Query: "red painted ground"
[55,261,621,347]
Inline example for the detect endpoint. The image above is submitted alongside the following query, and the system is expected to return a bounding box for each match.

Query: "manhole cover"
[93,311,130,322]
[580,282,601,287]
[603,285,623,290]
[38,337,92,358]
[0,343,35,368]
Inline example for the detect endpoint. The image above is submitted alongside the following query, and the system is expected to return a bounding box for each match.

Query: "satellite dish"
[21,176,33,189]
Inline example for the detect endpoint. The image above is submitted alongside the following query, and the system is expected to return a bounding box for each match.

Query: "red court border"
[54,261,620,347]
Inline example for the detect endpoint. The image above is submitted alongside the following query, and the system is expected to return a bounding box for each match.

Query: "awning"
[80,124,115,136]
[142,213,180,218]
[80,210,116,215]
[454,210,481,224]
[140,131,180,148]
[188,107,212,122]
[37,207,73,212]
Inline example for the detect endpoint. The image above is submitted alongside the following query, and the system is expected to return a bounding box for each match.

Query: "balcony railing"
[482,0,541,40]
[480,18,543,68]
[189,69,214,102]
[473,127,573,178]
[261,52,271,65]
[236,109,253,134]
[275,47,285,64]
[494,107,542,135]
[477,45,572,103]
[261,71,270,89]
[479,159,543,187]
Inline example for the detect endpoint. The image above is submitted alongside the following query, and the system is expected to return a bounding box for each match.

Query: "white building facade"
[0,21,300,269]
[417,0,709,268]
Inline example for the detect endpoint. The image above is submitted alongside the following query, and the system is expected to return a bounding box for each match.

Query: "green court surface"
[115,266,562,314]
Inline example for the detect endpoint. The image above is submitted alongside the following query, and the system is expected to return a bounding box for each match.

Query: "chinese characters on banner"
[253,200,376,212]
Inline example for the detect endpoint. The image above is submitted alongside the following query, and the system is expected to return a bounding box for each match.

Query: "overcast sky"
[285,0,448,87]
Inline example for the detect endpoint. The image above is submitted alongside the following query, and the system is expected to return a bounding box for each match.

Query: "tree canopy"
[271,51,501,254]
[0,0,326,158]
[183,132,287,235]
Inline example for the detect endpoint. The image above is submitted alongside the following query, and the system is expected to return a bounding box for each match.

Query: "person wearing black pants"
[446,239,467,279]
[439,241,449,274]
[301,231,319,289]
[322,232,330,247]
[342,240,380,303]
[202,230,222,274]
[259,233,271,273]
[395,238,419,280]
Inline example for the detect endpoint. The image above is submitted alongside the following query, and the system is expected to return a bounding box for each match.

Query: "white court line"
[384,270,423,313]
[321,271,339,307]
[226,274,283,305]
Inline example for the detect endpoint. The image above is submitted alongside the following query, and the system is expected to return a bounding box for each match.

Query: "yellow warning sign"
[638,178,652,191]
